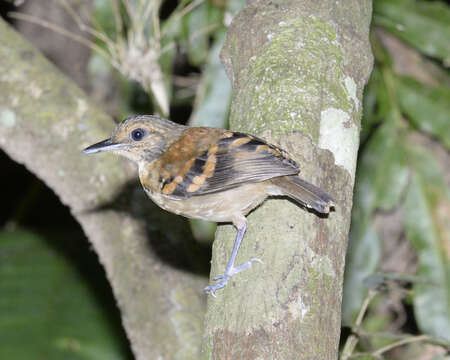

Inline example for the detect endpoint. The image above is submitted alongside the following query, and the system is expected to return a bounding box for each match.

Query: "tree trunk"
[0,18,207,360]
[202,1,373,359]
[1,0,373,356]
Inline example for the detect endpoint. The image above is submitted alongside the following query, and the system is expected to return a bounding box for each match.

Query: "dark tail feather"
[270,176,335,214]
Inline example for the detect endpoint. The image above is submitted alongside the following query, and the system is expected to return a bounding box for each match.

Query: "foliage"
[0,229,131,360]
[342,0,450,356]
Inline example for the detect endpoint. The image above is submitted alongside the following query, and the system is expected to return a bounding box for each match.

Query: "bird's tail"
[269,175,335,214]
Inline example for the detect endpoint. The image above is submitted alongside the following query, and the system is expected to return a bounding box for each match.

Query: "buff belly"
[143,183,268,223]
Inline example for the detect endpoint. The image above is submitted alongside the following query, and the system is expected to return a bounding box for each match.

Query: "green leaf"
[93,0,122,42]
[404,147,450,341]
[343,220,381,324]
[396,75,450,150]
[343,120,408,323]
[374,0,450,63]
[361,68,381,143]
[0,230,131,360]
[182,2,222,66]
[374,132,408,211]
[188,30,231,128]
[182,3,208,65]
[366,67,410,210]
[360,120,409,212]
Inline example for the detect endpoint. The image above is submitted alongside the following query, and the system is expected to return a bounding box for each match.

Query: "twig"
[11,0,198,117]
[8,11,112,62]
[111,0,123,37]
[348,334,437,359]
[151,1,161,44]
[372,271,438,286]
[161,0,205,37]
[340,290,378,360]
[345,329,449,359]
[121,0,137,29]
[373,334,431,357]
[55,0,112,45]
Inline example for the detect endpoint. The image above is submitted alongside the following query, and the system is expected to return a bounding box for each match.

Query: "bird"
[83,115,335,296]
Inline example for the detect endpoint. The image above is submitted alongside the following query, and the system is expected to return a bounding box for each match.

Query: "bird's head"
[83,115,184,165]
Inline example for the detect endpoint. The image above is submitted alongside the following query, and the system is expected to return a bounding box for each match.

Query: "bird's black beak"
[83,138,126,154]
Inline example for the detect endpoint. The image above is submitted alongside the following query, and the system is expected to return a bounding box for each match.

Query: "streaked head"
[83,115,184,164]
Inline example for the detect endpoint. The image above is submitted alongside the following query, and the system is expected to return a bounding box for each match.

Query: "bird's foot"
[204,258,263,297]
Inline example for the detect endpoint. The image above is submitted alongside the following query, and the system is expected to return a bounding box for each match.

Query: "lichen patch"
[0,108,16,128]
[344,76,359,112]
[319,107,359,179]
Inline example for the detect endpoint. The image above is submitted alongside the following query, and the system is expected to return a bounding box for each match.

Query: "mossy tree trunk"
[203,1,373,358]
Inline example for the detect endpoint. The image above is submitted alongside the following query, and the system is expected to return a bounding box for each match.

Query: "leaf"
[352,356,376,360]
[188,30,231,128]
[92,0,122,42]
[396,75,450,150]
[182,2,222,66]
[343,120,408,323]
[361,68,381,143]
[0,230,131,360]
[373,131,408,211]
[367,67,410,210]
[343,220,381,324]
[374,0,450,63]
[404,147,450,341]
[182,3,208,65]
[360,119,409,212]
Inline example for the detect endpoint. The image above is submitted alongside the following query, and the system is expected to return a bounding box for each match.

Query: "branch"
[341,290,378,360]
[0,18,207,360]
[203,0,373,358]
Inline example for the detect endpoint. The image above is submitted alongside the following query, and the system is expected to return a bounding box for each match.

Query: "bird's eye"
[130,128,146,141]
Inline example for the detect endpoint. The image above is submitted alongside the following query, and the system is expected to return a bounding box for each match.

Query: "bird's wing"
[156,128,299,198]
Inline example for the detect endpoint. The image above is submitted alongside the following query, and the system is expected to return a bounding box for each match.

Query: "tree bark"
[202,1,373,359]
[0,18,207,360]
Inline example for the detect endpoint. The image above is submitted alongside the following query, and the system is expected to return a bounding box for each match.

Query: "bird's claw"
[204,277,228,297]
[204,258,263,297]
[213,275,226,281]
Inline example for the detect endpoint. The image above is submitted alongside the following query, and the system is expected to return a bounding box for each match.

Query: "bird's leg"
[204,217,262,297]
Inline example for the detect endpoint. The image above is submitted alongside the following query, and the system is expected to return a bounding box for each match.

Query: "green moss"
[230,16,352,141]
[35,111,56,126]
[307,266,321,292]
[200,338,212,360]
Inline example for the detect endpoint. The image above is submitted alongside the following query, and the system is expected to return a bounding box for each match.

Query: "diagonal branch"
[0,18,207,360]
